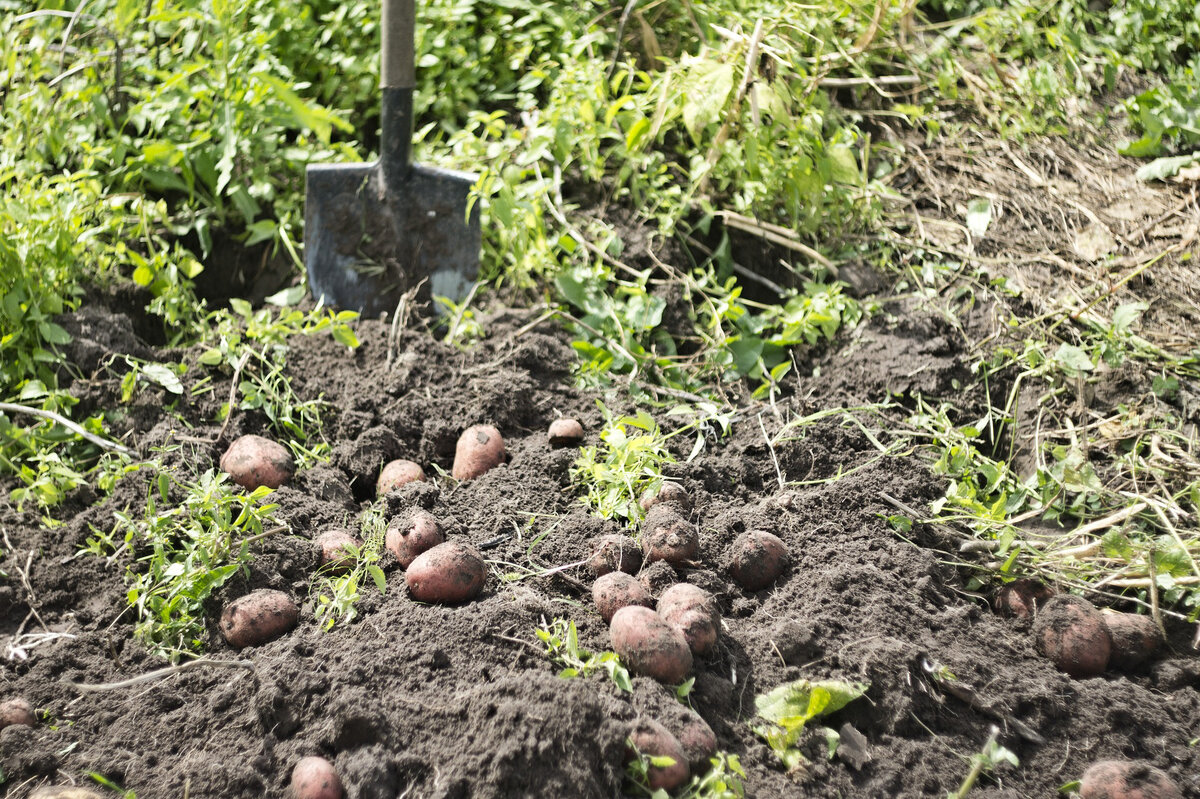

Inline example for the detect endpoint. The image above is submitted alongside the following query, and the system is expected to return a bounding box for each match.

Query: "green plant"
[311,503,388,631]
[946,728,1019,799]
[750,678,869,773]
[89,772,138,799]
[107,469,282,662]
[571,408,676,527]
[536,618,632,693]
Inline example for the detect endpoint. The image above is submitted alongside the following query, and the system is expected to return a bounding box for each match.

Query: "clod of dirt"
[1101,611,1162,671]
[451,424,506,481]
[627,718,690,791]
[587,534,643,578]
[1033,595,1111,678]
[376,458,425,496]
[0,698,36,731]
[729,530,789,591]
[993,578,1055,618]
[30,788,104,799]
[638,561,678,596]
[220,589,300,649]
[220,434,296,490]
[548,418,585,447]
[1079,759,1182,799]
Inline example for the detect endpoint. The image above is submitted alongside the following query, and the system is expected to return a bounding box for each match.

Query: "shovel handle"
[381,0,415,89]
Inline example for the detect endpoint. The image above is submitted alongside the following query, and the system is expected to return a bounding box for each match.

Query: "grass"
[310,501,388,631]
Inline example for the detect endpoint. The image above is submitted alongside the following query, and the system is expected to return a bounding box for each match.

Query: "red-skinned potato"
[587,534,643,578]
[291,756,344,799]
[1080,760,1182,799]
[593,572,653,623]
[994,578,1055,618]
[675,713,718,772]
[385,510,445,569]
[314,530,360,573]
[609,605,693,684]
[548,418,585,447]
[641,505,699,565]
[729,530,789,591]
[1034,595,1111,678]
[639,482,692,513]
[376,459,425,496]
[1102,611,1162,671]
[658,583,720,655]
[451,424,506,481]
[220,589,299,649]
[0,697,36,730]
[220,434,295,490]
[628,719,690,791]
[406,542,486,604]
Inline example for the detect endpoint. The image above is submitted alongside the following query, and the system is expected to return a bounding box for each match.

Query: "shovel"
[304,0,480,318]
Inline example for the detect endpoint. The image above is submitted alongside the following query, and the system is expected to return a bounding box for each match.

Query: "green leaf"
[827,145,860,184]
[755,678,869,726]
[37,322,71,345]
[1135,151,1200,181]
[253,72,353,143]
[682,60,734,142]
[367,564,387,593]
[331,325,360,349]
[1111,301,1148,333]
[1053,343,1095,376]
[965,198,993,238]
[141,364,184,395]
[199,349,224,367]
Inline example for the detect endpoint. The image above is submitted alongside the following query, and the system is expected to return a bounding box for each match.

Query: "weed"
[311,502,388,631]
[626,747,746,799]
[750,678,869,773]
[572,408,676,527]
[946,727,1019,799]
[536,618,632,693]
[106,469,283,662]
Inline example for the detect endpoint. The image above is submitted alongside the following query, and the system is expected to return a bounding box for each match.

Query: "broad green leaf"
[682,60,734,142]
[1053,343,1094,376]
[1111,301,1148,333]
[965,198,993,238]
[141,364,184,394]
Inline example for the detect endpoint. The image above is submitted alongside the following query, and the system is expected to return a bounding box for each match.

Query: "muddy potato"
[385,510,445,569]
[993,578,1055,618]
[314,530,360,573]
[291,755,344,799]
[658,583,720,655]
[641,504,699,565]
[0,697,36,730]
[593,572,653,623]
[729,530,789,591]
[639,482,692,513]
[628,719,690,791]
[220,434,295,490]
[1033,595,1111,678]
[674,712,718,772]
[376,459,425,496]
[548,418,585,447]
[1102,611,1162,671]
[220,589,299,649]
[451,424,506,481]
[609,605,693,684]
[587,534,643,578]
[406,542,486,604]
[638,561,678,596]
[1080,760,1182,799]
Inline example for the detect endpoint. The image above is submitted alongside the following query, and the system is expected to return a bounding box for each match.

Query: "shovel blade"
[304,161,480,317]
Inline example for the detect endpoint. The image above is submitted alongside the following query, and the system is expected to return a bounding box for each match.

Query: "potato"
[291,755,344,799]
[639,482,692,513]
[641,505,699,565]
[406,542,486,604]
[993,578,1055,618]
[729,530,789,591]
[593,572,653,623]
[314,530,360,573]
[1033,595,1111,678]
[376,458,425,496]
[0,697,36,730]
[548,418,584,447]
[587,534,643,578]
[451,424,506,481]
[674,712,718,772]
[220,434,295,490]
[1080,759,1182,799]
[658,583,720,656]
[1102,611,1162,671]
[628,719,690,791]
[220,589,299,649]
[385,510,445,569]
[609,605,693,684]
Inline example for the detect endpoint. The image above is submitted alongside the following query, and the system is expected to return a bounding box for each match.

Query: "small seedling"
[536,617,632,692]
[312,502,388,631]
[750,678,869,773]
[946,727,1018,799]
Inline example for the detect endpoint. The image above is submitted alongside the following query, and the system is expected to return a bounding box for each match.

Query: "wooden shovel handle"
[382,0,415,89]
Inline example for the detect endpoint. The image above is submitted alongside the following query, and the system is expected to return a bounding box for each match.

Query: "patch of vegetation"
[751,678,869,773]
[536,617,632,692]
[311,502,387,631]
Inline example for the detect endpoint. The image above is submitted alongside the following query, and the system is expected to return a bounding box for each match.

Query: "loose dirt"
[2,277,1198,796]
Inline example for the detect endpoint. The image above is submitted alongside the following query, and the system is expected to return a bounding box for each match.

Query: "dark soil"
[2,286,1198,799]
